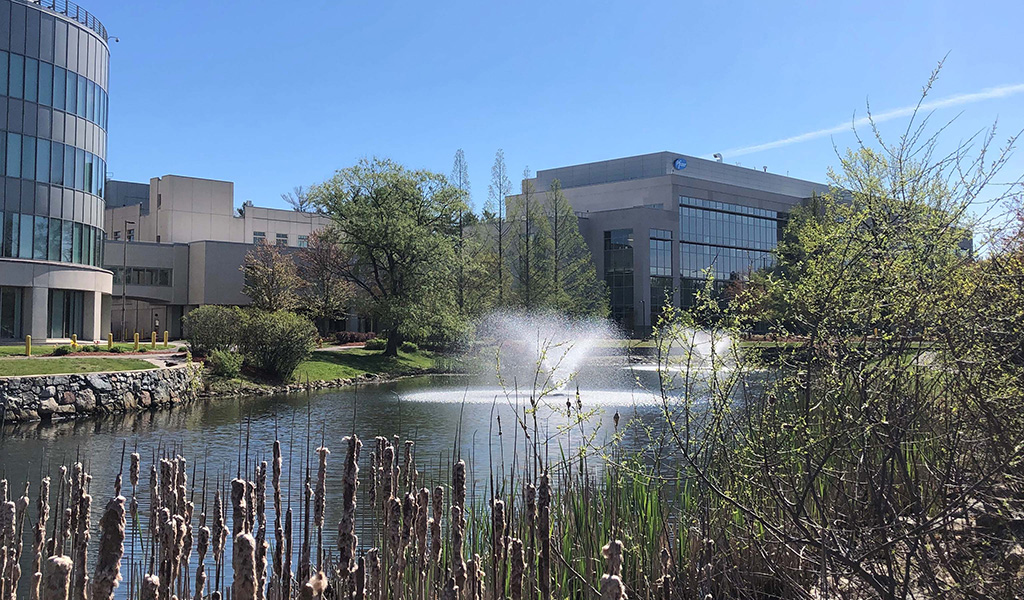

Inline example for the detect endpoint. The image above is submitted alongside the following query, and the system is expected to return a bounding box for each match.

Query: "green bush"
[364,338,387,351]
[400,341,418,353]
[183,305,244,357]
[207,349,243,378]
[238,311,318,381]
[83,345,100,353]
[52,345,73,356]
[109,346,126,354]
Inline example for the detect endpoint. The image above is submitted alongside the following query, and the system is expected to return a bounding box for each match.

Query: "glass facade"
[649,228,673,326]
[0,285,22,339]
[0,209,103,265]
[678,196,784,307]
[110,267,172,287]
[48,288,84,339]
[604,229,634,331]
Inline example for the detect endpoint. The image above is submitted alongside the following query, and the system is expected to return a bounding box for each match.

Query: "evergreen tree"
[546,179,609,317]
[508,168,554,309]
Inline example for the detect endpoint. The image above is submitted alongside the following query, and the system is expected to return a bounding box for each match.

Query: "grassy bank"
[0,357,157,376]
[0,342,182,357]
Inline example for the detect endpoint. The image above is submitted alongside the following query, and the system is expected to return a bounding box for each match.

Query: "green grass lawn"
[0,357,157,377]
[0,342,183,357]
[292,348,435,382]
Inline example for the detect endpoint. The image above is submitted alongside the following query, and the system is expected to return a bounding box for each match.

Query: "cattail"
[354,556,366,600]
[156,508,174,598]
[232,532,258,600]
[402,441,414,492]
[599,540,626,600]
[338,436,361,582]
[194,516,209,600]
[509,538,525,600]
[2,500,15,600]
[491,498,506,600]
[272,441,285,597]
[149,465,160,556]
[401,492,416,557]
[386,497,402,572]
[368,452,378,509]
[255,462,269,600]
[466,555,483,600]
[524,483,536,584]
[442,577,458,600]
[429,486,443,578]
[415,488,428,574]
[247,479,257,540]
[284,507,294,600]
[212,491,228,589]
[299,476,312,584]
[73,473,91,600]
[40,555,72,600]
[130,454,141,489]
[656,548,672,600]
[314,448,328,530]
[538,472,551,600]
[451,505,466,595]
[381,444,395,509]
[139,574,159,600]
[366,548,380,600]
[231,478,248,536]
[30,477,50,600]
[92,494,126,600]
[10,482,29,600]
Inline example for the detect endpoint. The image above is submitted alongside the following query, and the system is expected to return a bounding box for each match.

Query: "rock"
[74,390,96,412]
[37,398,59,416]
[40,386,56,399]
[60,391,76,406]
[86,374,113,392]
[1005,544,1024,571]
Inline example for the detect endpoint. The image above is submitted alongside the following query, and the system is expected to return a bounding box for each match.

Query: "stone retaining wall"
[1,362,203,423]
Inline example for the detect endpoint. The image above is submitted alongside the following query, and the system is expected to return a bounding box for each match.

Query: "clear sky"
[88,0,1024,216]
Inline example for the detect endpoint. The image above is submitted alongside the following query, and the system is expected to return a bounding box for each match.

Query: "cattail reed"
[272,440,285,597]
[415,488,428,574]
[452,460,467,593]
[442,577,458,600]
[538,472,551,600]
[231,478,248,536]
[386,498,402,593]
[233,532,258,600]
[656,548,672,600]
[41,555,73,600]
[92,493,125,600]
[314,447,329,568]
[429,486,443,579]
[73,471,91,600]
[402,441,414,492]
[138,574,159,600]
[31,477,51,600]
[2,499,15,600]
[509,538,525,600]
[365,548,380,600]
[338,436,361,586]
[491,498,506,600]
[283,507,294,600]
[354,556,365,600]
[466,555,483,600]
[255,461,269,600]
[600,540,626,600]
[195,514,209,600]
[381,444,395,513]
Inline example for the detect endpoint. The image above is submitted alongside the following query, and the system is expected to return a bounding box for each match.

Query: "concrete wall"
[1,361,202,423]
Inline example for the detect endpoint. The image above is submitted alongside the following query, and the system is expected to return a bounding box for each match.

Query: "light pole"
[120,220,135,341]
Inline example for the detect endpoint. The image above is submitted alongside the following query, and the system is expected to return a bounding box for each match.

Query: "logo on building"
[673,158,688,170]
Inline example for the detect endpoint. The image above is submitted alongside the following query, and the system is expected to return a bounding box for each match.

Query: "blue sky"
[88,0,1024,215]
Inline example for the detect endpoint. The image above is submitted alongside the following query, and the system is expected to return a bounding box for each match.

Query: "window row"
[650,238,672,276]
[680,196,778,219]
[108,267,172,287]
[253,231,311,248]
[679,205,779,251]
[0,211,105,267]
[680,242,774,280]
[0,50,108,129]
[1,132,105,197]
[2,2,109,88]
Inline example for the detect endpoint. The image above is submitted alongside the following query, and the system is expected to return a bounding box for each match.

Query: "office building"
[526,152,827,334]
[0,0,112,341]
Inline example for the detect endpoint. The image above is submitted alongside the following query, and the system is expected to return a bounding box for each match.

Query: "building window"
[48,289,85,339]
[650,229,672,277]
[604,229,634,333]
[276,233,289,246]
[113,231,121,240]
[253,231,266,244]
[298,235,309,248]
[0,287,23,340]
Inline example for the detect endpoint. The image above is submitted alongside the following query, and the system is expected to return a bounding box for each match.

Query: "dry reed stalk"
[415,488,428,574]
[401,492,416,565]
[491,499,506,600]
[338,436,361,586]
[354,556,365,600]
[402,442,414,493]
[232,532,258,600]
[59,508,71,559]
[509,538,524,600]
[365,548,380,600]
[442,577,458,600]
[314,447,328,569]
[212,491,228,591]
[247,480,257,541]
[30,477,51,600]
[194,516,209,600]
[283,507,294,600]
[138,574,159,600]
[538,473,551,600]
[381,444,395,511]
[155,508,173,598]
[1,500,14,600]
[41,555,73,600]
[73,473,91,600]
[386,498,402,595]
[368,451,377,510]
[256,461,269,600]
[231,478,248,537]
[299,477,312,585]
[148,466,160,563]
[466,555,483,600]
[451,505,466,596]
[429,486,443,579]
[92,494,126,600]
[599,540,626,600]
[10,483,29,600]
[656,547,672,600]
[272,441,285,598]
[523,483,535,593]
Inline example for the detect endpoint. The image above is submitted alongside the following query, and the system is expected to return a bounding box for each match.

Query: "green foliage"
[52,345,72,356]
[399,340,418,353]
[364,338,387,351]
[182,305,244,357]
[297,228,354,329]
[237,310,318,381]
[207,349,243,378]
[508,172,555,308]
[546,179,609,317]
[241,241,303,311]
[309,157,466,356]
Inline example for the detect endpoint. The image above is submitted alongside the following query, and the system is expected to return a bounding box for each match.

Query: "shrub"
[182,305,244,357]
[83,345,100,353]
[400,341,418,353]
[334,331,377,344]
[108,346,126,354]
[238,311,318,381]
[364,338,387,351]
[207,349,243,378]
[53,345,73,356]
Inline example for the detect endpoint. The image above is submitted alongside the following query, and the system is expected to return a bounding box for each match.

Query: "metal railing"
[25,0,108,41]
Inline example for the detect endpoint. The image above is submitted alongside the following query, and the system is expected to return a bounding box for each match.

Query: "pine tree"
[546,179,609,317]
[509,168,554,309]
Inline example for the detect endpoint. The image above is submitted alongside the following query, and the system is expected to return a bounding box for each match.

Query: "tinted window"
[24,58,37,103]
[9,54,24,99]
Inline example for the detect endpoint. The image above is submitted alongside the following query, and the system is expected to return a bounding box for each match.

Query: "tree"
[298,229,355,333]
[546,179,608,316]
[451,149,471,311]
[508,167,554,308]
[282,186,314,212]
[485,149,512,305]
[241,240,302,311]
[309,157,465,356]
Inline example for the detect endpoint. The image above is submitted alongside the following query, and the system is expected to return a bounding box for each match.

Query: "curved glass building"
[0,0,111,341]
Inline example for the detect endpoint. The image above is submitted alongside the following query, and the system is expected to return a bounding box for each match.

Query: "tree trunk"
[383,330,401,357]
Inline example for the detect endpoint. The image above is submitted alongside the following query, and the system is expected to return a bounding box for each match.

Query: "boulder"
[86,374,113,392]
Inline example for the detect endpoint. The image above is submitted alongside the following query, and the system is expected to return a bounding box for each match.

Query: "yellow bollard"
[133,332,140,352]
[71,334,77,350]
[25,335,31,356]
[107,333,113,351]
[163,331,169,348]
[151,331,157,349]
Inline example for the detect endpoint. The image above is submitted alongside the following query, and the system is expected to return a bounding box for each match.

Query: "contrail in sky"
[717,83,1024,158]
